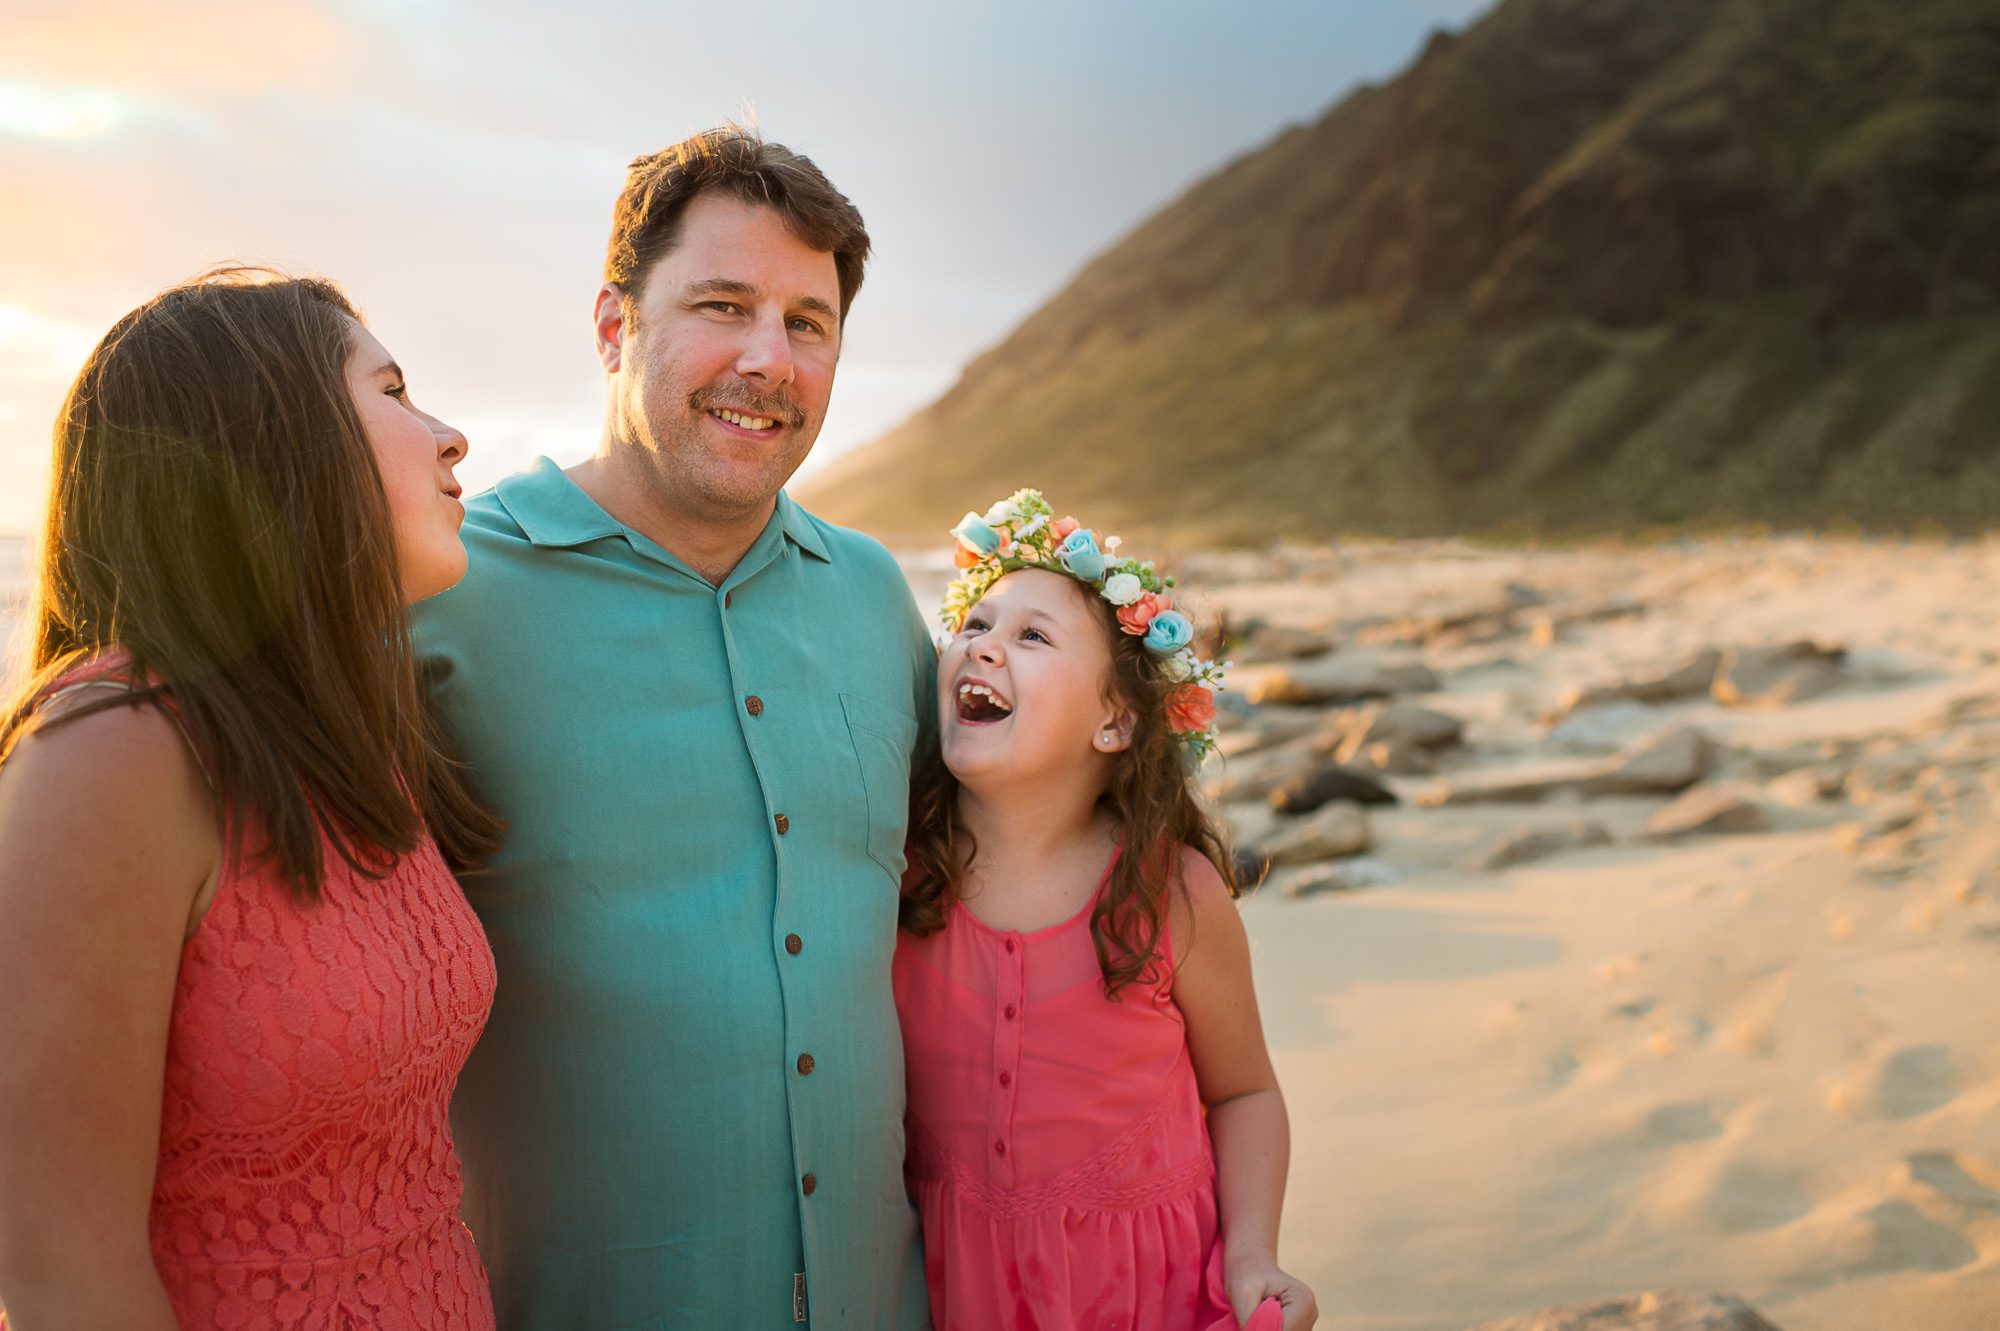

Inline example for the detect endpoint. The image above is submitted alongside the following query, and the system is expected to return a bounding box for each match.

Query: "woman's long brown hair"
[902,576,1238,996]
[0,267,501,895]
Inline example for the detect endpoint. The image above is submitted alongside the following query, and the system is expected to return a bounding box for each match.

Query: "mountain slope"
[803,0,2000,543]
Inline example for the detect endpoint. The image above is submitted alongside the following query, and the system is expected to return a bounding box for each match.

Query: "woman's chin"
[401,547,469,605]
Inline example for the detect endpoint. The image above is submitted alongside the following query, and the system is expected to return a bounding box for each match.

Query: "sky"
[0,0,1491,538]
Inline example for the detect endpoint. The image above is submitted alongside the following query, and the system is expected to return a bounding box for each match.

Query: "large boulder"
[1711,641,1846,708]
[1269,764,1399,813]
[1419,727,1711,806]
[1203,736,1320,802]
[1465,1290,1786,1331]
[1546,700,1660,752]
[1261,801,1371,864]
[1765,766,1845,806]
[1418,757,1607,806]
[1320,701,1466,759]
[1647,784,1770,840]
[1552,649,1722,719]
[1583,726,1713,796]
[1214,706,1324,759]
[1239,653,1441,706]
[1468,820,1613,871]
[1342,737,1441,776]
[1228,619,1332,664]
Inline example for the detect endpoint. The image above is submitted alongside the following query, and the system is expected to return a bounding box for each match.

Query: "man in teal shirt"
[411,128,932,1327]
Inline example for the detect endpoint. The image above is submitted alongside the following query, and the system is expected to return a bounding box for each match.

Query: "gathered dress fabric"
[2,664,497,1330]
[893,855,1241,1331]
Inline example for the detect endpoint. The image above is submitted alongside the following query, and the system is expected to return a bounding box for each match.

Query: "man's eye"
[789,317,823,335]
[702,301,741,314]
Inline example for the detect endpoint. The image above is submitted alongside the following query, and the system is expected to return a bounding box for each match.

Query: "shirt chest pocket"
[840,692,919,879]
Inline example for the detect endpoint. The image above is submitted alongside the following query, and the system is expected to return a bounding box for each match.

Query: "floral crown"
[941,488,1227,763]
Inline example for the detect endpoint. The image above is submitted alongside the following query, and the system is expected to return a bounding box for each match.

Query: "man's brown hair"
[605,124,871,322]
[2,266,502,897]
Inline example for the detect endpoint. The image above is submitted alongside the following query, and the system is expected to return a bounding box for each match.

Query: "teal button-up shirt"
[410,458,933,1330]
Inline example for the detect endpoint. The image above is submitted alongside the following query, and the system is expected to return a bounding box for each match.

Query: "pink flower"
[1051,516,1079,542]
[1166,683,1217,733]
[1116,591,1167,636]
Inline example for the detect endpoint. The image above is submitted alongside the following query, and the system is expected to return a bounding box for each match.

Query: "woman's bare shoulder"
[2,696,217,864]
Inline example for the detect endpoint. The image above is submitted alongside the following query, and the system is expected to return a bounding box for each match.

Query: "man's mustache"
[689,386,806,430]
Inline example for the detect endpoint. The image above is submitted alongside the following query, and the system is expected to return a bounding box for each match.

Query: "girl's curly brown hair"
[901,575,1238,996]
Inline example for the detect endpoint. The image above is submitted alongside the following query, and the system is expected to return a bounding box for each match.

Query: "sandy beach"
[1177,537,2000,1330]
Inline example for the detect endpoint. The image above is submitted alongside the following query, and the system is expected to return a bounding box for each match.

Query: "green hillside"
[802,0,2000,543]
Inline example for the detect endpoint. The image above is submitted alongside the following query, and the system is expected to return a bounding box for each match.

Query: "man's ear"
[593,283,626,373]
[1093,701,1139,755]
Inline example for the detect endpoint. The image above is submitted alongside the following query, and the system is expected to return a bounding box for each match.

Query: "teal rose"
[1143,609,1194,654]
[952,512,1003,557]
[1057,529,1106,580]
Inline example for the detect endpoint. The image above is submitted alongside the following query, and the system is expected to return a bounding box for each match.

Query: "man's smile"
[708,407,779,432]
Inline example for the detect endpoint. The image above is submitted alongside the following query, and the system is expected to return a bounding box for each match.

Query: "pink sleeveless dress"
[892,853,1241,1331]
[5,664,497,1330]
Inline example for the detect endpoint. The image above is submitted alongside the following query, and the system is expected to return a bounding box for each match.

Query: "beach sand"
[1184,537,2000,1330]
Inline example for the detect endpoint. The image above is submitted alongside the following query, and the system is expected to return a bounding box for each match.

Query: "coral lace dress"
[5,665,497,1330]
[893,852,1241,1331]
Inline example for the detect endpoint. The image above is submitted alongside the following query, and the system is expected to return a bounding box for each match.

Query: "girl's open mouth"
[955,680,1013,724]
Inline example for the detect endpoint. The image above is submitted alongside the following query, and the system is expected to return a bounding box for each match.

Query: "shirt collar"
[774,490,833,564]
[494,455,833,564]
[494,457,623,548]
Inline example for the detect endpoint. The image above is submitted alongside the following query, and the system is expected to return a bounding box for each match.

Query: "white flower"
[985,498,1020,526]
[1161,650,1195,682]
[1104,535,1124,551]
[1100,572,1143,605]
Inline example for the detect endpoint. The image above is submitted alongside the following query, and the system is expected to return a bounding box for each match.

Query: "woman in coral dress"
[0,270,502,1328]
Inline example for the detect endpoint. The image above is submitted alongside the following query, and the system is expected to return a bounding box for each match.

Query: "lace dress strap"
[32,674,217,795]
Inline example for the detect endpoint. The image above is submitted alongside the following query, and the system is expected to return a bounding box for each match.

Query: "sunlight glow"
[0,77,132,140]
[0,302,98,366]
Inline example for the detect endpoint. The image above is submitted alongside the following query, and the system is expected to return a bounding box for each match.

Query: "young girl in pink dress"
[895,490,1316,1331]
